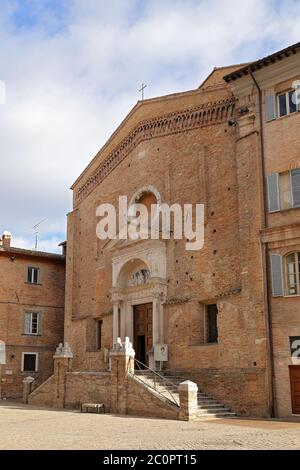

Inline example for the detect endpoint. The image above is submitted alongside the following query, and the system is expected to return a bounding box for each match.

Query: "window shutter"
[267,173,280,212]
[266,94,277,121]
[295,83,300,112]
[37,313,41,335]
[270,254,284,297]
[23,313,31,334]
[291,169,300,208]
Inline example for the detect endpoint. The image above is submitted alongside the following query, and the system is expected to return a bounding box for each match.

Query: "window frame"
[27,266,40,285]
[285,252,300,296]
[23,311,40,336]
[21,352,38,372]
[291,169,300,208]
[277,90,297,118]
[206,304,219,344]
[269,168,300,212]
[96,319,103,351]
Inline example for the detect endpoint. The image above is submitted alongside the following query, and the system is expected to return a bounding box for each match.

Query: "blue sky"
[0,0,299,252]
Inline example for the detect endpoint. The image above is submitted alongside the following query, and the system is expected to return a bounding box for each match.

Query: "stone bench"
[80,403,105,414]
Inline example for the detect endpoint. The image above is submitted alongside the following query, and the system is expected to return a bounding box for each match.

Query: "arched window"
[128,186,161,234]
[285,252,300,295]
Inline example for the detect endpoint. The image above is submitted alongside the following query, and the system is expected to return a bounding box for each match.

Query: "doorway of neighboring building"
[133,303,153,367]
[290,366,300,414]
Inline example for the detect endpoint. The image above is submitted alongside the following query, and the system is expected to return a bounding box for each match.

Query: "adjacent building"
[0,232,65,398]
[224,42,300,417]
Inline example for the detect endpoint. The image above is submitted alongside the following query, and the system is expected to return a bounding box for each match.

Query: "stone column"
[178,380,198,421]
[112,301,120,343]
[120,303,126,341]
[125,303,134,344]
[53,343,73,408]
[152,297,160,346]
[22,376,35,404]
[110,337,135,415]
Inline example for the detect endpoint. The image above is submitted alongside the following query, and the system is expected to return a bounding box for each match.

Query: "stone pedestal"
[110,337,135,414]
[178,380,198,421]
[53,343,73,408]
[22,376,35,404]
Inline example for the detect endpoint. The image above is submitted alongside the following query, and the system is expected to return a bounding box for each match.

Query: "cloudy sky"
[0,0,299,252]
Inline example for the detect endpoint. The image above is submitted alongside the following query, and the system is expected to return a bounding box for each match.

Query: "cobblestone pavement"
[0,402,299,450]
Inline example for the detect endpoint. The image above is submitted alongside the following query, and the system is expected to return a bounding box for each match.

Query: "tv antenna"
[33,219,47,250]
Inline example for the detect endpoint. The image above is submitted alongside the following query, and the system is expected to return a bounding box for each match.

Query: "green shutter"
[295,83,300,112]
[267,173,280,212]
[270,254,284,297]
[266,94,277,121]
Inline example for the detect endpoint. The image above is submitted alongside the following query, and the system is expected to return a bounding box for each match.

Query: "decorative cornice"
[165,295,191,305]
[216,287,242,299]
[75,97,236,204]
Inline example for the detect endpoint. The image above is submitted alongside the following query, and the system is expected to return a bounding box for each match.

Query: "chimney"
[2,231,12,249]
[58,241,67,256]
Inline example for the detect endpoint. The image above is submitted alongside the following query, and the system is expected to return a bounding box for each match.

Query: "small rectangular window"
[278,90,297,117]
[206,305,218,344]
[291,169,300,208]
[27,267,39,284]
[285,252,300,295]
[289,90,297,114]
[96,320,103,350]
[24,312,40,335]
[279,172,293,210]
[278,93,287,117]
[268,168,300,212]
[22,353,38,372]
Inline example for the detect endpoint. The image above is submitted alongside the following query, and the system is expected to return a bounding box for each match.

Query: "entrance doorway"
[134,303,153,366]
[290,366,300,414]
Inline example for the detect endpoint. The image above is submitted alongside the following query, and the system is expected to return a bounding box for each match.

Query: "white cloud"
[0,0,300,252]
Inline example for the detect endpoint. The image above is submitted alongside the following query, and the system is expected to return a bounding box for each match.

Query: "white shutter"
[267,173,280,212]
[37,313,41,335]
[295,83,300,111]
[291,169,300,208]
[24,313,31,334]
[270,254,284,297]
[266,94,277,121]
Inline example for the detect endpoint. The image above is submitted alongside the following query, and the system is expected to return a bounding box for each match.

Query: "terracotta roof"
[0,246,65,262]
[224,41,300,82]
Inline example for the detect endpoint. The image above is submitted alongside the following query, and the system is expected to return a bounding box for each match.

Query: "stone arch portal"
[111,241,167,369]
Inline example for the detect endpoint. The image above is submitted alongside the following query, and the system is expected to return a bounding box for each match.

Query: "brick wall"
[0,252,65,398]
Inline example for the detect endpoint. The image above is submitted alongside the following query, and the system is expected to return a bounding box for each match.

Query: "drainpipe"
[248,67,276,418]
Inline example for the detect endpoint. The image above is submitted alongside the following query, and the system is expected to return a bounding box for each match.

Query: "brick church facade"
[14,41,300,419]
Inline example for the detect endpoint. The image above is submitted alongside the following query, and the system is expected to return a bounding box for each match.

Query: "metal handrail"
[129,358,180,407]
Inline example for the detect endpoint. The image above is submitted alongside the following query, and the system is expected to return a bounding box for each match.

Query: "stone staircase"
[134,370,236,420]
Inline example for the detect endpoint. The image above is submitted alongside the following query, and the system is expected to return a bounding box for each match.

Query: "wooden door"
[134,303,153,366]
[290,366,300,414]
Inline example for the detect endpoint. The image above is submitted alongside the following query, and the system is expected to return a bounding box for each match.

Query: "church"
[27,41,300,420]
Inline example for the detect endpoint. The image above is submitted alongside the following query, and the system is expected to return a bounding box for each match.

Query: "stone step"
[197,403,228,410]
[135,371,236,419]
[196,406,233,413]
[194,411,236,420]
